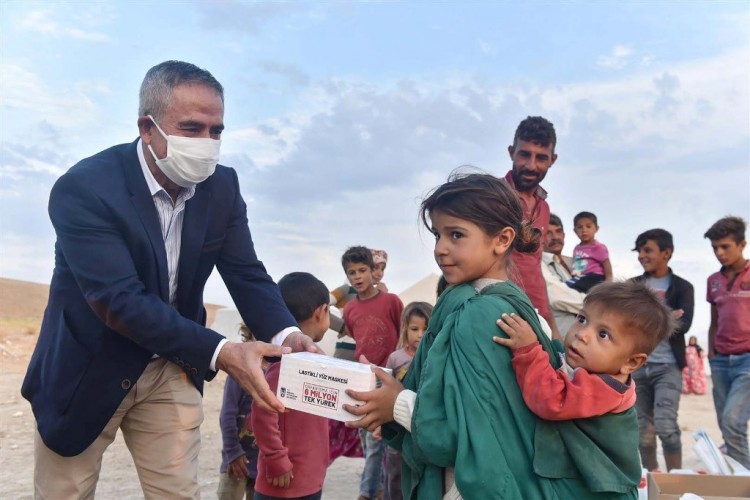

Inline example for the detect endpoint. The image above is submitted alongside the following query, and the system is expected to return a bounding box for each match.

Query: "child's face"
[637,239,671,276]
[431,210,509,284]
[563,302,642,377]
[373,262,386,284]
[710,236,746,268]
[406,314,427,352]
[574,218,598,244]
[345,261,375,294]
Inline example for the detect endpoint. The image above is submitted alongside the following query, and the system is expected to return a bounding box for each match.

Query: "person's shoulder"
[669,271,694,289]
[383,291,403,305]
[53,141,136,194]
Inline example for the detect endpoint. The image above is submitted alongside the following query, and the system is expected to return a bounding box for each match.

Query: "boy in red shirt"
[341,246,403,500]
[251,272,331,500]
[705,216,750,468]
[494,281,675,420]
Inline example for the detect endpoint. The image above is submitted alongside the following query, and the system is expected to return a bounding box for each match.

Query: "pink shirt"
[572,241,609,277]
[251,363,329,498]
[504,170,551,318]
[344,291,403,366]
[707,260,750,355]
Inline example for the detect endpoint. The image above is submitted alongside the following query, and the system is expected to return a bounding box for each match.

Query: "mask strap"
[147,115,168,139]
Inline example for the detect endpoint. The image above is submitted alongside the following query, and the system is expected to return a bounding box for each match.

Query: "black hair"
[549,213,563,231]
[513,116,557,151]
[341,246,375,270]
[633,228,674,253]
[278,272,329,323]
[573,211,598,227]
[704,216,747,244]
[420,171,540,254]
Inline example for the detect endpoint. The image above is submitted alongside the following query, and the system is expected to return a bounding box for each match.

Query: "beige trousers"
[34,359,204,499]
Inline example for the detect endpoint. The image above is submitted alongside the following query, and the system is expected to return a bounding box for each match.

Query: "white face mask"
[146,115,221,188]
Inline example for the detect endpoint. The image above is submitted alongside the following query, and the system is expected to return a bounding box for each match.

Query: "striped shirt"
[137,139,195,305]
[136,140,296,370]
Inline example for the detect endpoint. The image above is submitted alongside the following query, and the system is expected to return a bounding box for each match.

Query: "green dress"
[382,281,640,500]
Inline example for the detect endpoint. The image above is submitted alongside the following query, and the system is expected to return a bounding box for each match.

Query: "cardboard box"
[647,472,750,500]
[276,352,389,422]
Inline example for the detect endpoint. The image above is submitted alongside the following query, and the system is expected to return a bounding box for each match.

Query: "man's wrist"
[212,339,231,372]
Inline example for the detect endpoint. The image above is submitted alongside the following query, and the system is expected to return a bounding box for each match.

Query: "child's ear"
[494,227,515,255]
[621,353,648,375]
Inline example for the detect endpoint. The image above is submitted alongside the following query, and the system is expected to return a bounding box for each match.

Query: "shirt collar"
[136,138,195,200]
[503,170,548,200]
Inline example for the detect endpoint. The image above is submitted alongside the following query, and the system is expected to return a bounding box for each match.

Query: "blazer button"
[190,368,198,376]
[121,379,132,390]
[177,360,185,368]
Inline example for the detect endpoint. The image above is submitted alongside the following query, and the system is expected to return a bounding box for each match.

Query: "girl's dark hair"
[420,170,540,254]
[399,301,434,347]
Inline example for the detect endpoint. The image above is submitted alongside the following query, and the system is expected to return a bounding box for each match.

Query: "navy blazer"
[22,140,297,457]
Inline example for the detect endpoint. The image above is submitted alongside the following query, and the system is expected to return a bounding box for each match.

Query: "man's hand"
[270,470,293,488]
[227,456,249,480]
[282,331,324,354]
[215,341,290,413]
[344,367,402,431]
[493,313,537,351]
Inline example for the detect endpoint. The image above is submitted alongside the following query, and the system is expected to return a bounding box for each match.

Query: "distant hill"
[0,277,225,327]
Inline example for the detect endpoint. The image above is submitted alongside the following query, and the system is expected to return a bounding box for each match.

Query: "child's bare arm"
[493,313,538,350]
[603,258,613,281]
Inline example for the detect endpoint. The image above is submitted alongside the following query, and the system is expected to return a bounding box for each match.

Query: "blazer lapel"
[177,184,211,311]
[123,140,170,302]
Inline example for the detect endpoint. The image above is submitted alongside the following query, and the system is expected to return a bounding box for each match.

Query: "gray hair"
[138,61,224,121]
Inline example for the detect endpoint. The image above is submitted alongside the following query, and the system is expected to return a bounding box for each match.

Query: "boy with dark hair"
[251,272,331,500]
[505,116,561,339]
[567,211,612,293]
[704,216,750,468]
[630,228,694,471]
[496,280,676,419]
[341,245,403,500]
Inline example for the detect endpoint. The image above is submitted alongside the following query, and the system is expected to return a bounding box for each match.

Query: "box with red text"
[276,352,390,422]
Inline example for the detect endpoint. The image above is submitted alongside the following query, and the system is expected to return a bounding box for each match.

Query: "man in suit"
[22,60,318,498]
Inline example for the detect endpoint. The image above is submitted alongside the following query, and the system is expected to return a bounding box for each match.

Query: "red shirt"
[251,362,329,498]
[707,260,750,355]
[511,342,635,420]
[504,171,551,318]
[343,291,403,366]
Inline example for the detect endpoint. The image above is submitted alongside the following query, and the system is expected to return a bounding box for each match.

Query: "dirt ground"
[0,278,726,498]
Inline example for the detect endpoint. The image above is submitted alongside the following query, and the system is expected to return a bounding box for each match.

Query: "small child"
[382,302,433,500]
[347,173,644,498]
[567,211,613,293]
[704,215,750,468]
[217,325,259,500]
[371,249,389,292]
[495,281,675,420]
[251,272,331,500]
[342,245,403,500]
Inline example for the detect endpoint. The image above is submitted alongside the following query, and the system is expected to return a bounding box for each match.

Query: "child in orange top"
[495,281,675,420]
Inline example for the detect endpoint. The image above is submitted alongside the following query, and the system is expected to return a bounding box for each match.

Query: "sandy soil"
[0,278,724,498]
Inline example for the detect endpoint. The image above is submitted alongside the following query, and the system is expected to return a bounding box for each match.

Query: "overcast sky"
[1,1,748,345]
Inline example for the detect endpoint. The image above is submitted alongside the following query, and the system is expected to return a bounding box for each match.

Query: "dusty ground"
[0,277,725,498]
